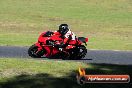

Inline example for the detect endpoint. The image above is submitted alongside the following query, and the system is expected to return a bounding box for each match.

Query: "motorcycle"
[28,31,88,60]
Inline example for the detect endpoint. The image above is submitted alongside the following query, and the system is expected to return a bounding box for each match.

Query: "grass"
[0,58,132,88]
[0,58,87,81]
[0,0,132,50]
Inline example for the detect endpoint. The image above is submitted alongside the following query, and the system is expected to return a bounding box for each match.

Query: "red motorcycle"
[28,31,88,60]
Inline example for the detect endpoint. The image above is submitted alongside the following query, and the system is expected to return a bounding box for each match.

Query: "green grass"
[0,58,131,88]
[0,58,87,81]
[0,0,132,50]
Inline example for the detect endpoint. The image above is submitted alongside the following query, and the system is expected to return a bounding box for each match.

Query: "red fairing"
[68,40,77,45]
[42,46,51,57]
[35,42,42,51]
[42,46,59,57]
[50,34,62,41]
[38,32,49,44]
[36,32,63,57]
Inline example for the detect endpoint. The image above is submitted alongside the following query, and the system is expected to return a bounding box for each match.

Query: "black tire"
[69,45,87,60]
[28,44,43,58]
[76,45,87,59]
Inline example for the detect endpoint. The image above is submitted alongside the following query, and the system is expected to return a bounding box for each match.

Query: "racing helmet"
[58,24,69,36]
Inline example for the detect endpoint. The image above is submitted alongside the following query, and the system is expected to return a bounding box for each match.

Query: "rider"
[54,24,76,48]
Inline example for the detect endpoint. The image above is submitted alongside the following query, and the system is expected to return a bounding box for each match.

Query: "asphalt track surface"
[0,46,132,65]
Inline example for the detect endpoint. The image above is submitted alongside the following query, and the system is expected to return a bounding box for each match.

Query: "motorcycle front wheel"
[28,44,44,58]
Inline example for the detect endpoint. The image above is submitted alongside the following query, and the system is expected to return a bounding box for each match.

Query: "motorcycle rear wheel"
[69,45,87,60]
[77,45,87,59]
